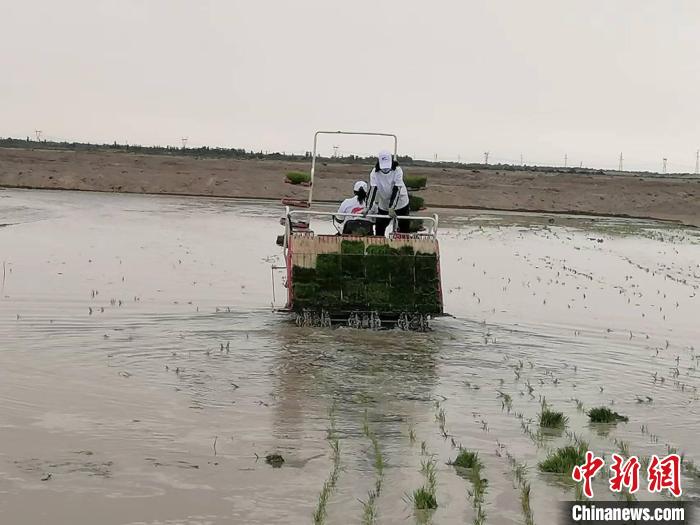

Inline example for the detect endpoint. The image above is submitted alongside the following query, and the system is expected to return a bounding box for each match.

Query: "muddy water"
[1,188,698,525]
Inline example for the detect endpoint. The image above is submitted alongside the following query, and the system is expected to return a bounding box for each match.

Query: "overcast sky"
[2,1,699,172]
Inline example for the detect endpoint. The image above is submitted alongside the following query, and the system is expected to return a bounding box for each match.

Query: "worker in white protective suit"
[365,150,410,235]
[336,181,375,235]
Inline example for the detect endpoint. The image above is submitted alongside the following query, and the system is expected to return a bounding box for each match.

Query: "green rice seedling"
[341,254,364,278]
[410,451,438,512]
[539,442,588,474]
[467,459,488,524]
[408,194,425,211]
[539,408,568,429]
[572,398,585,412]
[365,284,392,310]
[313,438,341,525]
[286,171,310,184]
[451,449,481,470]
[316,253,342,280]
[414,252,438,282]
[497,390,513,412]
[435,407,447,437]
[361,491,378,525]
[412,486,438,509]
[291,265,317,282]
[421,457,438,492]
[404,175,428,189]
[615,439,630,457]
[340,240,365,254]
[366,244,398,256]
[361,410,384,524]
[520,482,534,525]
[513,462,527,486]
[314,405,341,525]
[408,425,416,444]
[588,407,629,423]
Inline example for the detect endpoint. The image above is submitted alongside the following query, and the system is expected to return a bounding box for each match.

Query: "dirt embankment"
[1,147,698,226]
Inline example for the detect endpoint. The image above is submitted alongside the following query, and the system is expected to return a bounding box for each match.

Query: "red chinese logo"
[648,454,682,497]
[572,451,605,498]
[573,452,682,498]
[609,454,640,493]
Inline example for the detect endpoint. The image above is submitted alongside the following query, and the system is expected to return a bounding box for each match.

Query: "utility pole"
[484,151,490,165]
[564,154,568,168]
[618,152,623,172]
[695,150,699,175]
[181,138,188,149]
[34,130,42,141]
[457,154,461,163]
[520,153,524,166]
[662,157,668,174]
[332,145,339,158]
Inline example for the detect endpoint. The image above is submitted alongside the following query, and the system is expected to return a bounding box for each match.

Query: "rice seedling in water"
[313,406,341,525]
[615,439,630,457]
[539,408,568,429]
[435,407,448,437]
[421,457,438,492]
[450,449,480,469]
[588,407,629,423]
[497,390,513,412]
[467,458,488,524]
[412,486,438,510]
[520,482,534,525]
[360,410,384,524]
[410,453,438,512]
[408,425,416,444]
[538,442,588,474]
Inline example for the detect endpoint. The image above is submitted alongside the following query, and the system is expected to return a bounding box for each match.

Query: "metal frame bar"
[309,131,398,206]
[285,208,439,241]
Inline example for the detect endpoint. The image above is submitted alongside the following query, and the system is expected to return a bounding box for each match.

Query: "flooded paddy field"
[1,188,699,524]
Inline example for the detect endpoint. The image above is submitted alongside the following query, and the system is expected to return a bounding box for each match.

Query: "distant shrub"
[404,175,427,189]
[408,194,425,211]
[285,171,310,184]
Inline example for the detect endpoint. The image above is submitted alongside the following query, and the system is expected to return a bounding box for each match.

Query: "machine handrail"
[284,208,439,249]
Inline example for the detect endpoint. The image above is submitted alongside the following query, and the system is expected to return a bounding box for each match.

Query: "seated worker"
[365,150,410,235]
[336,181,374,235]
